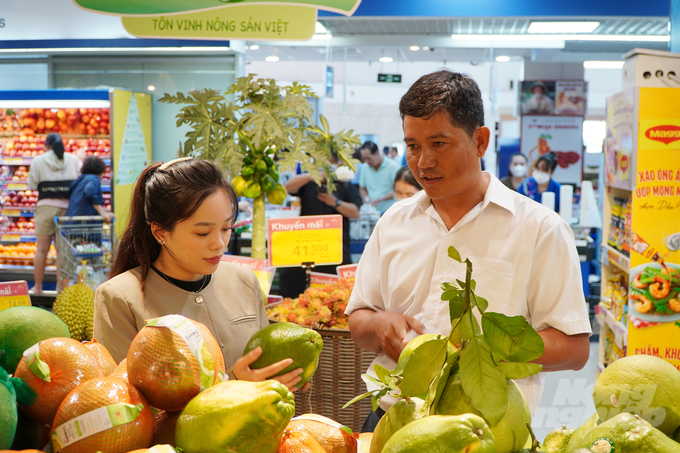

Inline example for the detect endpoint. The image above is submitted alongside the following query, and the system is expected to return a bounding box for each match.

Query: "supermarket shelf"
[595,304,628,347]
[0,234,36,242]
[102,184,111,191]
[600,244,630,273]
[0,157,34,165]
[2,209,34,217]
[0,264,55,272]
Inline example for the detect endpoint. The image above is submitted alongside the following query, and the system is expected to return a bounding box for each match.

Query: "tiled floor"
[532,341,600,442]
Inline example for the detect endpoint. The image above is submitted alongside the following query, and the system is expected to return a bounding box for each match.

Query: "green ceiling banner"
[73,0,361,16]
[122,5,316,40]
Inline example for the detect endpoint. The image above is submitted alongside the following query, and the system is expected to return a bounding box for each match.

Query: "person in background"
[500,153,529,191]
[350,147,363,189]
[27,133,81,294]
[393,166,422,201]
[276,153,362,298]
[94,158,308,391]
[388,147,400,161]
[518,152,561,211]
[66,156,115,221]
[523,81,554,115]
[359,141,399,213]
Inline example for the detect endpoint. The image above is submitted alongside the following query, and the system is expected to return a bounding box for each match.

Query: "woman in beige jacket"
[94,158,305,389]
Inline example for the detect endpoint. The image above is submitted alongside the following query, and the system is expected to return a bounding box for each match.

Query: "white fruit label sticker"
[590,437,615,453]
[51,403,143,451]
[149,445,177,453]
[146,314,215,390]
[23,342,51,382]
[611,394,618,407]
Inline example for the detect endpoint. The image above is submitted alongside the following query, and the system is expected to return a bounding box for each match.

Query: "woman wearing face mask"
[518,152,561,211]
[499,153,528,191]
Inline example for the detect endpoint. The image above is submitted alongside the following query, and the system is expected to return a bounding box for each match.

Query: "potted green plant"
[160,75,360,259]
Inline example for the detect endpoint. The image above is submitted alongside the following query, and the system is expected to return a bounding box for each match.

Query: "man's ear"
[474,126,491,158]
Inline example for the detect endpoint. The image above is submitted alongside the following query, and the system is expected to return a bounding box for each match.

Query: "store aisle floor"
[532,341,599,442]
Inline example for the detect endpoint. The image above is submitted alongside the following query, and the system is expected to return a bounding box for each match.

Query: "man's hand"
[370,197,381,207]
[317,193,338,207]
[349,309,425,362]
[533,328,590,372]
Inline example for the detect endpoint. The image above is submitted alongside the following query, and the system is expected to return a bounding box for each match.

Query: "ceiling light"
[450,34,668,42]
[379,57,393,63]
[528,21,600,34]
[409,46,420,51]
[495,56,511,62]
[265,56,279,62]
[315,22,327,34]
[147,85,156,91]
[584,61,625,69]
[249,44,260,50]
[422,46,430,51]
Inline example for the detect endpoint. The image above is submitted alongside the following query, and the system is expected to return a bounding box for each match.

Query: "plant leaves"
[374,364,390,383]
[441,282,459,292]
[400,339,448,397]
[498,362,543,380]
[481,312,545,362]
[474,294,489,313]
[449,297,466,320]
[460,337,508,425]
[441,290,462,301]
[371,388,389,411]
[459,311,481,341]
[391,355,409,377]
[361,374,385,387]
[427,349,460,415]
[342,390,375,409]
[448,246,462,262]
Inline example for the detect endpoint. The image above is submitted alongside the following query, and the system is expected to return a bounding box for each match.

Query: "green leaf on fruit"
[448,246,462,262]
[361,374,384,387]
[427,349,460,414]
[473,294,489,313]
[374,364,390,383]
[449,297,466,320]
[498,362,543,380]
[342,390,375,409]
[460,337,508,425]
[459,311,481,341]
[441,289,462,301]
[441,282,459,292]
[371,388,388,411]
[400,339,448,397]
[481,312,545,362]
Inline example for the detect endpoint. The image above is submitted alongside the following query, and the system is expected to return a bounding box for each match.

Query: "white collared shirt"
[346,172,591,413]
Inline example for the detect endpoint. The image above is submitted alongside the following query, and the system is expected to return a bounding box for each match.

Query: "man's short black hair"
[399,70,485,138]
[360,141,379,155]
[81,156,107,175]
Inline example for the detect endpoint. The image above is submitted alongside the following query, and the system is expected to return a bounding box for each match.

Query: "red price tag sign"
[221,255,275,295]
[0,280,31,312]
[336,264,357,280]
[310,272,340,288]
[267,215,343,268]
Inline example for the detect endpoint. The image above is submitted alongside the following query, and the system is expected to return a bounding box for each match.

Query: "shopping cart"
[54,216,117,290]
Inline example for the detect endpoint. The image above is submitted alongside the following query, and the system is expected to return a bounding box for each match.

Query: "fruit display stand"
[0,89,151,286]
[598,86,680,374]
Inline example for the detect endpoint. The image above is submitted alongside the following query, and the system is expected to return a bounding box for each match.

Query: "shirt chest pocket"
[230,314,259,325]
[467,256,516,311]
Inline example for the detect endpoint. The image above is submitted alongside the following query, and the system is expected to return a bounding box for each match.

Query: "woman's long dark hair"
[394,165,422,190]
[109,159,238,282]
[45,133,65,159]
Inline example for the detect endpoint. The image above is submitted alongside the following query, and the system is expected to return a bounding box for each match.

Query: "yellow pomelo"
[371,399,425,453]
[593,355,680,436]
[436,374,530,453]
[565,412,601,452]
[0,306,70,374]
[175,380,295,453]
[542,424,575,452]
[382,414,495,453]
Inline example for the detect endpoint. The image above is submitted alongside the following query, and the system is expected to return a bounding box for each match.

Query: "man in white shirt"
[345,70,591,428]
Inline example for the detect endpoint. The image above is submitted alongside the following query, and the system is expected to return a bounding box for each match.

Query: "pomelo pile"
[267,278,354,329]
[0,307,325,453]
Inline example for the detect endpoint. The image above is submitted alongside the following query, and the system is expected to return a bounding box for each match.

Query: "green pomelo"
[436,374,530,453]
[244,322,323,388]
[398,333,457,363]
[0,366,17,449]
[371,399,425,453]
[565,413,601,452]
[382,414,495,453]
[0,306,70,374]
[569,412,680,452]
[175,380,295,453]
[542,424,575,452]
[593,355,680,436]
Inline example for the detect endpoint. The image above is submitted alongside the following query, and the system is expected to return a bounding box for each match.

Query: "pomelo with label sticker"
[593,355,680,436]
[127,315,226,412]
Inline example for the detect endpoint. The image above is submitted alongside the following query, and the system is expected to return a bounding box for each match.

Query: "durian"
[52,284,95,341]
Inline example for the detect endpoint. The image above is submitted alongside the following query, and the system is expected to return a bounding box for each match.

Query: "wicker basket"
[266,307,377,432]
